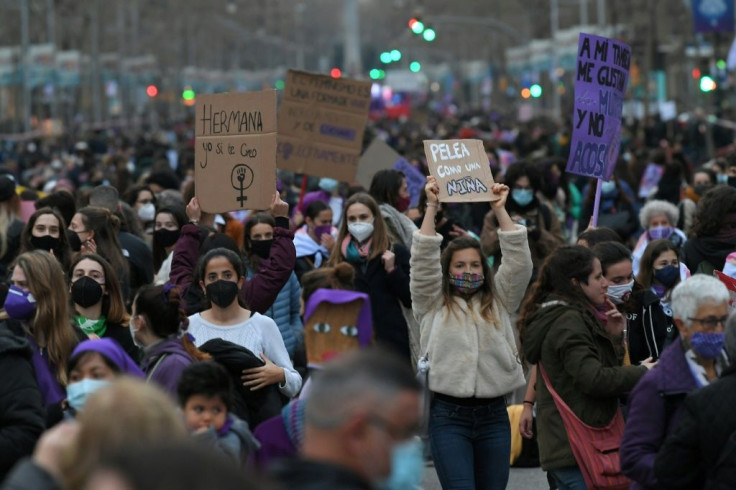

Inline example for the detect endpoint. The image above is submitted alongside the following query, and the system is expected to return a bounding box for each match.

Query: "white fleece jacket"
[410,225,533,398]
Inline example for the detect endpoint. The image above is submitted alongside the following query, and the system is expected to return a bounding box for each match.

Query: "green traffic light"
[391,49,402,62]
[370,69,380,80]
[378,69,386,79]
[411,20,425,34]
[423,28,436,42]
[717,59,727,70]
[409,61,421,72]
[182,88,196,100]
[380,51,392,64]
[700,75,716,92]
[274,80,285,90]
[530,84,543,98]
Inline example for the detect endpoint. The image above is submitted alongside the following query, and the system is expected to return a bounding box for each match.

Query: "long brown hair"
[441,237,497,323]
[636,239,680,291]
[20,207,72,272]
[76,207,129,287]
[328,193,390,265]
[13,251,77,385]
[68,253,129,326]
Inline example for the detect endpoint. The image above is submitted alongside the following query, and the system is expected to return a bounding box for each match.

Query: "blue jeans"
[548,466,586,490]
[428,397,510,490]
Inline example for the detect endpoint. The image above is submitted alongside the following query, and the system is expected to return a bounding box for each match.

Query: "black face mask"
[67,229,82,252]
[250,239,273,259]
[205,280,239,308]
[30,235,61,255]
[71,276,104,308]
[154,228,181,248]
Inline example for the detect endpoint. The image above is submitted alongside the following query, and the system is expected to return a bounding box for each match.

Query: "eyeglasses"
[687,316,729,330]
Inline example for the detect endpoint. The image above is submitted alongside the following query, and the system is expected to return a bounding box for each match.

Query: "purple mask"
[648,226,674,241]
[4,285,36,320]
[313,225,332,239]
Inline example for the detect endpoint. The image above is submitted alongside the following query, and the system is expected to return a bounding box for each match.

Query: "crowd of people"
[0,111,734,490]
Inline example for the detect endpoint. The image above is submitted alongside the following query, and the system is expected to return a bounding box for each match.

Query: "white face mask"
[348,220,374,243]
[138,203,155,222]
[129,316,142,348]
[606,280,634,305]
[723,262,736,279]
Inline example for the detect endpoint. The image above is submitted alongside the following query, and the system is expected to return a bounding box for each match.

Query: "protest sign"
[638,163,664,199]
[356,138,400,188]
[195,90,277,213]
[565,33,631,182]
[393,157,425,208]
[423,139,497,202]
[277,70,372,183]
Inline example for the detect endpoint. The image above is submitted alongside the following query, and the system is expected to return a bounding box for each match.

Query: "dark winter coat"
[140,337,194,396]
[0,327,45,481]
[682,236,735,274]
[655,364,736,489]
[521,297,647,470]
[620,340,697,489]
[625,288,677,364]
[270,459,373,490]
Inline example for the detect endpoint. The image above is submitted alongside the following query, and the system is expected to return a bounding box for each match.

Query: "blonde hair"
[13,251,77,385]
[60,378,187,490]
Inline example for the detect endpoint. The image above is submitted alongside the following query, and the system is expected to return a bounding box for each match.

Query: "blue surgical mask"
[318,178,339,193]
[690,332,725,360]
[601,180,617,195]
[511,188,534,207]
[717,173,729,184]
[66,378,111,413]
[378,437,424,490]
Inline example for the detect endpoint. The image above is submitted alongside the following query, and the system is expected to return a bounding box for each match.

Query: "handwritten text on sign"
[423,139,497,202]
[565,33,631,182]
[277,70,372,183]
[195,91,277,213]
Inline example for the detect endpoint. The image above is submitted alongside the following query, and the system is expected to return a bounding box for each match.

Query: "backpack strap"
[146,353,170,382]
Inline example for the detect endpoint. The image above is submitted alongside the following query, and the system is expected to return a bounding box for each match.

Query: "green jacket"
[521,297,647,470]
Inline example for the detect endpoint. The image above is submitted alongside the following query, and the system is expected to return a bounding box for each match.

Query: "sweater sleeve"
[287,273,304,343]
[259,316,302,398]
[242,227,296,314]
[492,224,533,313]
[409,231,443,319]
[169,223,202,295]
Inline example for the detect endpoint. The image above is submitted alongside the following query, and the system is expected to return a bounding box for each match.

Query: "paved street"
[422,466,550,489]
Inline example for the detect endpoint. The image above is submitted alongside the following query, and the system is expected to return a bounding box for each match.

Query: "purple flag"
[565,33,631,182]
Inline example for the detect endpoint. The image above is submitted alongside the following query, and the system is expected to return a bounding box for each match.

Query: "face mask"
[4,285,36,320]
[137,202,155,222]
[511,188,534,207]
[395,195,411,213]
[318,178,339,193]
[129,316,142,348]
[694,184,711,196]
[378,437,424,490]
[250,239,273,259]
[690,332,725,360]
[654,265,679,288]
[313,224,332,239]
[67,378,110,413]
[348,221,374,243]
[71,276,104,308]
[205,280,239,308]
[448,272,484,295]
[30,235,61,255]
[717,173,729,184]
[648,226,674,241]
[601,181,617,195]
[723,262,736,279]
[67,229,83,252]
[154,228,181,248]
[606,280,634,305]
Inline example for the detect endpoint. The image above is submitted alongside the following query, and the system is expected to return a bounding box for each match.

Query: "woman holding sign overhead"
[411,175,532,489]
[328,192,412,361]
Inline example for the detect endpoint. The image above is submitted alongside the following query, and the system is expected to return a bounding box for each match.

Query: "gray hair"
[89,185,120,213]
[304,349,421,430]
[726,313,736,360]
[639,200,679,230]
[671,275,730,328]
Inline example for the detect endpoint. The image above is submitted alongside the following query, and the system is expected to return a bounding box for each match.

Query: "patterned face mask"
[448,272,484,295]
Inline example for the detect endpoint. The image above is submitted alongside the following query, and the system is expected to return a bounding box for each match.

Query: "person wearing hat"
[0,173,24,280]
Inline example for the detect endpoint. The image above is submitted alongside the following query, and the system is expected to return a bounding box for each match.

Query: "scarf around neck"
[341,235,372,264]
[75,315,107,337]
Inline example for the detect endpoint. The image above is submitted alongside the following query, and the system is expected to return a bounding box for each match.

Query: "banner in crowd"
[277,70,372,183]
[357,137,425,207]
[692,0,734,33]
[195,90,277,212]
[423,139,497,202]
[565,33,631,182]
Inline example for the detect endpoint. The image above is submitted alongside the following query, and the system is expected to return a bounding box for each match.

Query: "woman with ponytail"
[131,284,210,396]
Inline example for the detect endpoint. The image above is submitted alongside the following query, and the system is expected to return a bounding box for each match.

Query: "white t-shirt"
[188,312,302,397]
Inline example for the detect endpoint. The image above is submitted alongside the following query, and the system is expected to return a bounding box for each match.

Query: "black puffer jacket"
[0,326,46,480]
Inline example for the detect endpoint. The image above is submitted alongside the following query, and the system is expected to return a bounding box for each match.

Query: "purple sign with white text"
[565,33,631,182]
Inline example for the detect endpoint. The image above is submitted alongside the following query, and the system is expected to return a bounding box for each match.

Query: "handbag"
[538,363,630,490]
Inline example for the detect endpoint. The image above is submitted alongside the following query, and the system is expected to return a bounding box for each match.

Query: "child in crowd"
[177,361,259,467]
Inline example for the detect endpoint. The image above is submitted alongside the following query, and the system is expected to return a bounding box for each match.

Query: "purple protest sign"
[565,33,631,182]
[393,157,425,208]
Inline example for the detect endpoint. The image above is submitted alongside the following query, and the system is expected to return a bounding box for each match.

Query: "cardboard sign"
[566,33,631,181]
[277,70,372,183]
[195,91,277,212]
[423,139,497,202]
[356,138,400,188]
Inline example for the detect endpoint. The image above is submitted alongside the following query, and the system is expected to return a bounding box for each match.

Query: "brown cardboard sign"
[355,138,402,188]
[277,70,372,182]
[423,139,498,202]
[195,90,277,213]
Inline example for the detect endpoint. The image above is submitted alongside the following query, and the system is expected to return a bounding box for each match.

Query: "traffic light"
[369,69,386,80]
[146,85,158,98]
[409,61,421,72]
[409,17,424,34]
[390,49,402,62]
[530,84,543,98]
[182,87,195,106]
[700,75,716,92]
[521,88,531,99]
[331,68,342,78]
[422,28,436,42]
